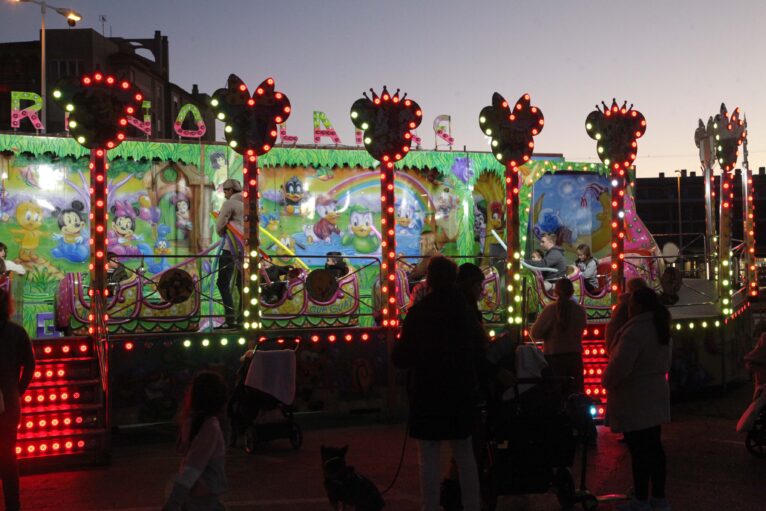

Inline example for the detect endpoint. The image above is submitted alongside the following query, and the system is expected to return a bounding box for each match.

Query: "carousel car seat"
[586,258,612,298]
[531,267,575,302]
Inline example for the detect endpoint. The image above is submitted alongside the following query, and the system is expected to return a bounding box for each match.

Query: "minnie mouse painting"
[108,200,153,256]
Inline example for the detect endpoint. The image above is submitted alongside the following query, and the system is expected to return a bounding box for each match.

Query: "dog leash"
[380,424,409,495]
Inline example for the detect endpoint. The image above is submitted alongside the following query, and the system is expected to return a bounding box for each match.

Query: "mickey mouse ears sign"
[51,72,144,150]
[479,92,544,169]
[350,86,422,165]
[712,103,746,172]
[585,99,646,173]
[210,74,291,157]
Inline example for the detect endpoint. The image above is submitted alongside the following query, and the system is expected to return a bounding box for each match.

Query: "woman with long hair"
[163,371,228,511]
[0,288,35,511]
[603,287,672,511]
[530,278,587,394]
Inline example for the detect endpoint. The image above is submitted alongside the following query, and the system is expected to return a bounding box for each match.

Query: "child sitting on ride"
[0,241,25,275]
[575,243,599,293]
[260,259,293,304]
[530,249,544,262]
[407,226,440,288]
[106,252,130,295]
[324,251,349,279]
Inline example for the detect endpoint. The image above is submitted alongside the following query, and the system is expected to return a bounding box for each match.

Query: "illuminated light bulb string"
[712,104,746,314]
[351,86,422,328]
[52,72,144,339]
[210,75,291,331]
[747,170,758,298]
[740,118,758,299]
[585,99,646,303]
[479,92,544,326]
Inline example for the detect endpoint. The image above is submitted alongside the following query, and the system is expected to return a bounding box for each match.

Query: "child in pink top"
[163,372,228,511]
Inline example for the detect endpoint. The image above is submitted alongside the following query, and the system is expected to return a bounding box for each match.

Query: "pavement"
[15,383,766,511]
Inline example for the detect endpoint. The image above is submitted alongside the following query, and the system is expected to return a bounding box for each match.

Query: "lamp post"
[11,0,82,132]
[675,169,683,255]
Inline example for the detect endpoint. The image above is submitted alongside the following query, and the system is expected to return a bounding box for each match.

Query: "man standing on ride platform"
[216,179,244,329]
[526,233,568,288]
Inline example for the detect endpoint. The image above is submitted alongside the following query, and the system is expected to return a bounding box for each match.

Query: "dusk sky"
[3,0,766,176]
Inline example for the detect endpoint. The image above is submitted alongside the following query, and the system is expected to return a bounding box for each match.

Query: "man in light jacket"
[216,179,244,329]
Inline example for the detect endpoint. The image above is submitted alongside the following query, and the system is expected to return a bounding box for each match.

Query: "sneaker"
[616,499,652,511]
[650,498,671,511]
[214,323,235,330]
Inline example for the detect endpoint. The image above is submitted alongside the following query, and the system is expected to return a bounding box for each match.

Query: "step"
[18,409,102,437]
[17,427,107,442]
[21,385,100,409]
[35,343,95,360]
[28,378,102,391]
[16,430,108,461]
[30,361,100,385]
[35,356,96,365]
[20,403,102,417]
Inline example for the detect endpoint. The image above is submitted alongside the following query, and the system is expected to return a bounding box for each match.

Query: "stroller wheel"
[553,467,576,510]
[581,493,598,510]
[289,423,303,449]
[745,430,766,458]
[245,426,258,454]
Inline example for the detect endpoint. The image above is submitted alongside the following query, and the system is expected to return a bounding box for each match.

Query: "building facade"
[635,167,766,255]
[0,29,215,141]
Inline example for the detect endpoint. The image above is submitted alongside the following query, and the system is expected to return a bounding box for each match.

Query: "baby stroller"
[737,385,766,458]
[476,376,599,510]
[227,339,303,453]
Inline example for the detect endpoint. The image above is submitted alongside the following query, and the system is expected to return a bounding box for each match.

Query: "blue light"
[590,406,597,416]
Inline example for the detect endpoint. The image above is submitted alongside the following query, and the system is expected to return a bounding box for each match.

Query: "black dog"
[321,445,384,510]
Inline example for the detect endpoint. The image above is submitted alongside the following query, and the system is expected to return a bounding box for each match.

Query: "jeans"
[624,425,666,501]
[418,437,480,511]
[217,250,243,325]
[0,406,21,511]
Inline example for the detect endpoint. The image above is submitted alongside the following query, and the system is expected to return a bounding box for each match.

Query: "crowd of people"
[395,255,674,511]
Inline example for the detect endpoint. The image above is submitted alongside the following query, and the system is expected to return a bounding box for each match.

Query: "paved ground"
[15,383,766,511]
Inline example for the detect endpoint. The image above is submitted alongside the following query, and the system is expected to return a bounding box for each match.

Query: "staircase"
[18,336,108,466]
[582,328,607,420]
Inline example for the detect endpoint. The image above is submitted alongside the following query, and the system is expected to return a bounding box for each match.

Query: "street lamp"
[674,169,684,264]
[11,0,83,132]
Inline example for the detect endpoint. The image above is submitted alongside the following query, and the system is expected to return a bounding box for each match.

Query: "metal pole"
[242,153,260,331]
[40,2,46,132]
[677,171,683,252]
[505,163,520,335]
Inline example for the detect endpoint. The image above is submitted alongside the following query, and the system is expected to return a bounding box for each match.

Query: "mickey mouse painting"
[51,200,90,263]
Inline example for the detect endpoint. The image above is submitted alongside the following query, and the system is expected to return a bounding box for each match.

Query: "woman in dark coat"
[392,256,483,511]
[0,288,35,511]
